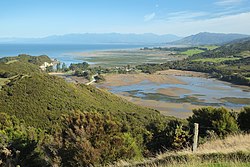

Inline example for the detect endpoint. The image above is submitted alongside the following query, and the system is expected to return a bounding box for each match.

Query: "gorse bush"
[0,113,49,167]
[147,120,190,153]
[238,107,250,132]
[46,111,142,166]
[188,107,239,137]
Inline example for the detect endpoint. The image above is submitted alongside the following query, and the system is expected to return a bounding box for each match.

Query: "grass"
[5,60,18,64]
[112,134,250,167]
[181,49,204,56]
[192,57,240,63]
[240,51,250,58]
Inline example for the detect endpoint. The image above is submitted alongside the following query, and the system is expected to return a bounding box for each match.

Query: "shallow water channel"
[107,76,250,108]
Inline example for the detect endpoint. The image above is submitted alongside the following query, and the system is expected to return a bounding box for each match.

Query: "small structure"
[40,62,54,71]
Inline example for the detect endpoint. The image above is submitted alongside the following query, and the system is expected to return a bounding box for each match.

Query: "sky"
[0,0,250,37]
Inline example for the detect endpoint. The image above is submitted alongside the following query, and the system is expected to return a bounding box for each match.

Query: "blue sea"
[0,44,150,65]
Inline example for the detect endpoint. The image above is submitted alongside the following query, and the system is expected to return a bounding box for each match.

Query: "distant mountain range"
[0,33,181,44]
[170,32,250,45]
[1,32,249,45]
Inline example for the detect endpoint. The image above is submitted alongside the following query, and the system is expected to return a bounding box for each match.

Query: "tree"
[56,62,61,72]
[69,62,89,71]
[45,66,53,72]
[62,63,67,72]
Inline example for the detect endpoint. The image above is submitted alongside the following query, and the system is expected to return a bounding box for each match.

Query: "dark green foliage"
[47,111,142,166]
[188,107,239,137]
[0,71,17,78]
[238,107,250,132]
[56,62,61,71]
[69,62,89,71]
[45,65,54,72]
[61,63,68,72]
[0,113,49,167]
[94,74,105,83]
[147,120,190,153]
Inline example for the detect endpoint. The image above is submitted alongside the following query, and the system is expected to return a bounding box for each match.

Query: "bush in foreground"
[188,107,238,137]
[238,107,250,132]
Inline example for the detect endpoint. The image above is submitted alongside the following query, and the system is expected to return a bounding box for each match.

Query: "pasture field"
[192,57,240,63]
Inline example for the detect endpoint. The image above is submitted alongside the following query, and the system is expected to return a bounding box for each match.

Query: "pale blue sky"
[0,0,250,37]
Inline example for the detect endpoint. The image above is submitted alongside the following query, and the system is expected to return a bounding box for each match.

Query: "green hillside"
[0,55,168,129]
[1,55,250,166]
[0,55,188,166]
[137,38,250,86]
[191,37,250,59]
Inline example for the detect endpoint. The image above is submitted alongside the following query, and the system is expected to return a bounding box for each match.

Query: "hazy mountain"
[171,32,250,45]
[0,33,181,44]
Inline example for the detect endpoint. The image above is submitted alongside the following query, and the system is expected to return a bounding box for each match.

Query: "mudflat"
[72,49,187,67]
[101,72,186,87]
[97,70,208,118]
[155,69,208,77]
[97,69,249,118]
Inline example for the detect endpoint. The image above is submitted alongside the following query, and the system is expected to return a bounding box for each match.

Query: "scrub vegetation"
[0,38,250,166]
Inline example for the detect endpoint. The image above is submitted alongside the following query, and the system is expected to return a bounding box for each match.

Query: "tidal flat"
[73,49,187,67]
[97,70,250,118]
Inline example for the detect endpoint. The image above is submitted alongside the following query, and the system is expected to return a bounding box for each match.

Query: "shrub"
[49,111,143,166]
[188,107,238,137]
[238,107,250,132]
[147,120,190,152]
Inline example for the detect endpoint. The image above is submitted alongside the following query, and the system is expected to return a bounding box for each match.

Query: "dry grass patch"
[111,134,250,167]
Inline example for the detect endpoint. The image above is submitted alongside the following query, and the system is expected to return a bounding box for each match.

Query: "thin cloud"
[165,11,208,22]
[144,12,155,22]
[215,0,242,6]
[151,12,250,36]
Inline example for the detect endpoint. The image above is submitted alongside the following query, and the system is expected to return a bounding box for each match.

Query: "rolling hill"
[171,32,249,45]
[0,55,170,129]
[0,54,180,166]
